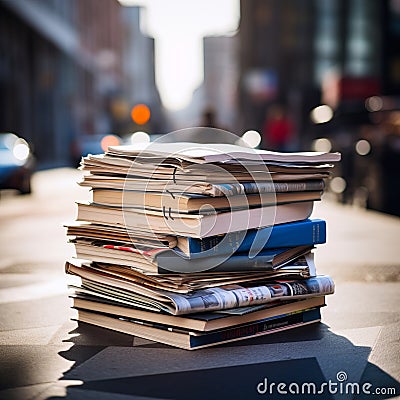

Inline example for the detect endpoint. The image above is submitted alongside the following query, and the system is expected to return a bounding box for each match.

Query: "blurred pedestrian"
[201,107,218,128]
[262,105,294,151]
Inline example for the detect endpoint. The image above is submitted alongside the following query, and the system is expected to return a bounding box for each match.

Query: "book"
[75,307,322,350]
[157,246,313,274]
[72,239,313,273]
[76,201,314,238]
[91,189,322,212]
[176,218,326,257]
[67,220,325,259]
[72,295,326,332]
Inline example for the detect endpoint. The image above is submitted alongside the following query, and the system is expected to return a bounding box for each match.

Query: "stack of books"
[65,142,341,350]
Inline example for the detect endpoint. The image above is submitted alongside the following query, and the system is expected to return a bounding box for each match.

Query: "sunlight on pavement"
[0,278,69,304]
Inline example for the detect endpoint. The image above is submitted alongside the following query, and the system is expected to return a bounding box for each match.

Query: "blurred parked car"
[0,133,35,194]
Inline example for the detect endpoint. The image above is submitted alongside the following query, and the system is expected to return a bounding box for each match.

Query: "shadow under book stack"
[65,142,341,350]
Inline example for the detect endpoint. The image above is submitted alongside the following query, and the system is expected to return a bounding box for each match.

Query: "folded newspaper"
[106,142,341,164]
[66,255,315,293]
[81,153,334,176]
[66,261,334,315]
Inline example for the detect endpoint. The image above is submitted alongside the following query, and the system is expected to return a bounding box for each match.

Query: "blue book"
[156,245,313,274]
[176,218,326,258]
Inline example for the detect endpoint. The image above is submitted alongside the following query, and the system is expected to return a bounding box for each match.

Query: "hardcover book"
[72,239,313,273]
[176,218,326,256]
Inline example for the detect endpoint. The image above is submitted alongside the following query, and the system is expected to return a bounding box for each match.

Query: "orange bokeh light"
[131,104,151,125]
[101,135,120,152]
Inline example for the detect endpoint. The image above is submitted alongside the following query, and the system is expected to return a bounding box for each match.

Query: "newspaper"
[66,262,334,315]
[86,261,313,293]
[166,276,334,314]
[106,142,341,164]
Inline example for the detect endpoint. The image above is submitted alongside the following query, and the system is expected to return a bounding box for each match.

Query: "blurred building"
[200,35,238,131]
[175,34,239,132]
[238,0,316,146]
[238,0,400,147]
[238,0,400,216]
[120,6,165,134]
[316,0,382,128]
[382,0,400,96]
[0,0,123,167]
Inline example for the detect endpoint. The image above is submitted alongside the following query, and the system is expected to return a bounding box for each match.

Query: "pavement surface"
[0,168,399,400]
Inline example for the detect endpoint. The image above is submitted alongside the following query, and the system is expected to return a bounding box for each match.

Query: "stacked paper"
[65,142,340,350]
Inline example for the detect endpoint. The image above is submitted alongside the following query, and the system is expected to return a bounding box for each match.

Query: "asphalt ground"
[0,168,399,400]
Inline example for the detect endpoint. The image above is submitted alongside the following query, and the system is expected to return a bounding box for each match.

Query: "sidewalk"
[0,170,399,399]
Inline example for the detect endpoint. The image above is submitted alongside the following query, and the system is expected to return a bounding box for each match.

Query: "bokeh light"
[310,105,333,124]
[241,130,261,148]
[12,139,30,161]
[312,138,332,152]
[130,131,150,144]
[100,135,121,152]
[330,177,347,194]
[131,104,151,125]
[111,99,130,120]
[365,96,383,112]
[355,139,371,156]
[4,133,18,150]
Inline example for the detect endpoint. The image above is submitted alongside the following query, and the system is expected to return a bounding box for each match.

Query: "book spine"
[212,180,324,196]
[189,308,321,349]
[184,219,326,256]
[270,180,325,193]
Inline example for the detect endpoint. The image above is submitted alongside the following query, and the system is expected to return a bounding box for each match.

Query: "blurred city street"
[1,0,400,398]
[0,169,399,399]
